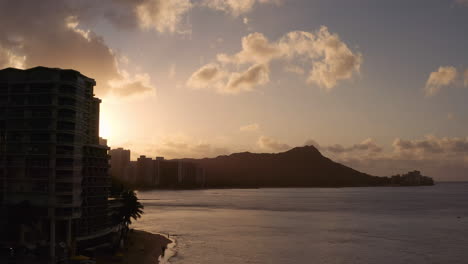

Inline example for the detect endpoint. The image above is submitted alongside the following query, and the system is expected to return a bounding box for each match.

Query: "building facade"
[109,151,206,189]
[0,67,111,262]
[109,148,130,182]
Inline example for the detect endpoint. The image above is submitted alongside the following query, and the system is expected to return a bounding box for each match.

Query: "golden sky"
[1,0,468,180]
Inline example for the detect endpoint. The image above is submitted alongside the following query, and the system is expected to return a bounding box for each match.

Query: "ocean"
[132,183,468,264]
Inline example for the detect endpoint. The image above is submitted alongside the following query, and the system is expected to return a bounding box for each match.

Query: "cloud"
[306,136,468,181]
[425,66,458,96]
[352,138,383,153]
[109,72,154,96]
[284,64,305,75]
[392,136,468,159]
[240,123,260,132]
[186,63,227,89]
[71,0,192,34]
[136,0,192,33]
[0,0,154,97]
[316,138,383,155]
[0,0,282,97]
[464,69,468,87]
[188,26,362,94]
[225,64,270,93]
[257,136,291,151]
[342,156,468,181]
[202,0,280,16]
[139,134,231,159]
[304,139,321,149]
[379,135,468,181]
[217,32,282,65]
[187,63,269,94]
[0,45,25,69]
[279,28,362,89]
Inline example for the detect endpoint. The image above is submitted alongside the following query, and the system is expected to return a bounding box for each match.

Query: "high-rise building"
[0,67,110,262]
[109,148,130,181]
[136,155,155,186]
[126,155,205,189]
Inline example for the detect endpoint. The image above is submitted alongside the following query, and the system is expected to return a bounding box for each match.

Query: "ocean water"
[132,183,468,264]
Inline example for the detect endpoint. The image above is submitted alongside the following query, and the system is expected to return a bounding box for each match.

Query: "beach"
[96,230,172,264]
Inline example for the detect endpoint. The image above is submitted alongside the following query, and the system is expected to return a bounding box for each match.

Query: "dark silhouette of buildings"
[109,149,205,189]
[109,146,434,189]
[391,170,434,186]
[0,67,113,262]
[109,148,130,182]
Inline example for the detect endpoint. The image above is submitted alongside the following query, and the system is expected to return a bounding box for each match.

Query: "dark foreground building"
[0,67,114,263]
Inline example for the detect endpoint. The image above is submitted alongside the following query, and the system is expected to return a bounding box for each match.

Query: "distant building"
[109,148,130,182]
[117,154,205,188]
[137,155,156,186]
[0,67,111,262]
[391,170,434,186]
[124,161,137,184]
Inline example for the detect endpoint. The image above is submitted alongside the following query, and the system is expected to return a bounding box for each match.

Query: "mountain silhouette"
[181,145,388,188]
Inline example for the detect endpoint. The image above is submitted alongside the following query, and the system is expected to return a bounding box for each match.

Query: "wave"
[158,233,177,264]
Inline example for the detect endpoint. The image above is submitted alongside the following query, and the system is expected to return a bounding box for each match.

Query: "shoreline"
[96,230,173,264]
[136,184,437,191]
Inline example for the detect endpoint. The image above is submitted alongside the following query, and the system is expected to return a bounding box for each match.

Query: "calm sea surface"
[133,183,468,264]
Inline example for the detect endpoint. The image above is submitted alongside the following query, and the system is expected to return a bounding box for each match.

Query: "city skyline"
[1,0,468,180]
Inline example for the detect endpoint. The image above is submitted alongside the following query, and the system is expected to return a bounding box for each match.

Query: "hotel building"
[0,67,111,262]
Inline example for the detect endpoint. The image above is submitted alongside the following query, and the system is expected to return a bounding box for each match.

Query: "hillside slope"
[181,145,389,187]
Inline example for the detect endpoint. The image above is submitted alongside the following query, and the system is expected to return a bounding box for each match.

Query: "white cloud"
[0,0,155,97]
[217,32,282,65]
[202,0,279,16]
[225,64,270,93]
[240,123,260,132]
[186,63,227,89]
[188,26,362,94]
[0,45,25,69]
[72,0,192,34]
[136,0,192,33]
[425,66,458,96]
[284,64,305,75]
[109,71,154,96]
[257,136,290,151]
[280,28,363,89]
[187,63,269,94]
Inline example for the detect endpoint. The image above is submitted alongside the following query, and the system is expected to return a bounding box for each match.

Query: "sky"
[1,0,468,180]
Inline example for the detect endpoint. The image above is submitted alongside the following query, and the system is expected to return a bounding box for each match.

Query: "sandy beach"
[96,230,172,264]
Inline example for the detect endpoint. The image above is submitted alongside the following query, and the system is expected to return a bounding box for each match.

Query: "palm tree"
[118,190,144,237]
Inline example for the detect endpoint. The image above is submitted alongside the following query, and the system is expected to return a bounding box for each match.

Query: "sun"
[99,102,115,142]
[99,117,112,141]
